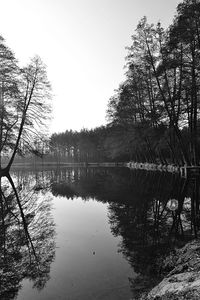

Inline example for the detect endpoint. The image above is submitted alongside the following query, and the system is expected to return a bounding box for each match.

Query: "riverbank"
[1,158,188,174]
[138,239,200,299]
[7,161,125,168]
[9,160,180,173]
[126,162,179,173]
[6,160,200,178]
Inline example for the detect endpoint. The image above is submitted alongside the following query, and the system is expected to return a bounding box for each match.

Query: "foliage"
[0,36,51,172]
[49,0,200,166]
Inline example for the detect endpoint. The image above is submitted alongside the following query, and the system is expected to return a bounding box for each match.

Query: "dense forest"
[43,0,200,166]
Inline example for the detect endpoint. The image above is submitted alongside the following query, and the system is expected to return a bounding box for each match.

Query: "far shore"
[4,160,200,178]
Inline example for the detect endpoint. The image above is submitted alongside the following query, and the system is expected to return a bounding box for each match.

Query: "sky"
[0,0,180,134]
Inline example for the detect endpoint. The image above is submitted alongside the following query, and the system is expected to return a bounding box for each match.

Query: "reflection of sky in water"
[17,196,134,300]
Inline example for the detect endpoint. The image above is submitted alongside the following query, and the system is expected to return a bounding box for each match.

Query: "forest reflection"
[0,173,55,299]
[7,166,200,298]
[49,167,200,296]
[49,167,199,238]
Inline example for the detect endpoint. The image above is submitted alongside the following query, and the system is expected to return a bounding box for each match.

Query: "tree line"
[49,0,200,166]
[49,126,131,163]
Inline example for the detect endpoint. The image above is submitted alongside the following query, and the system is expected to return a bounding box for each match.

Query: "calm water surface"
[1,167,195,299]
[18,199,133,300]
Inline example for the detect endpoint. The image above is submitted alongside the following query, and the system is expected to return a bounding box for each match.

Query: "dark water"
[0,167,198,300]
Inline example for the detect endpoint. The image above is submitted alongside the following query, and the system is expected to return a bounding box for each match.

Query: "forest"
[47,0,200,167]
[1,0,200,168]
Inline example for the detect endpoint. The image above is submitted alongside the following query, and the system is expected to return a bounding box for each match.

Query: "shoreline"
[7,161,198,177]
[7,160,179,171]
[138,239,200,300]
[126,162,180,173]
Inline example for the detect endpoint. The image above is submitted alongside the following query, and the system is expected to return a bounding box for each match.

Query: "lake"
[0,166,196,299]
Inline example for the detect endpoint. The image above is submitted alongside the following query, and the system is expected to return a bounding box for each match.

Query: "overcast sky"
[0,0,180,133]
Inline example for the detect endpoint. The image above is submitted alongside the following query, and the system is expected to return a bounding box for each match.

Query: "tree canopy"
[0,36,51,174]
[107,0,200,165]
[48,0,200,166]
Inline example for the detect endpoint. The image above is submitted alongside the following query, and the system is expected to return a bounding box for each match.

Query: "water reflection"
[5,166,200,299]
[0,173,55,299]
[48,167,200,297]
[48,167,200,240]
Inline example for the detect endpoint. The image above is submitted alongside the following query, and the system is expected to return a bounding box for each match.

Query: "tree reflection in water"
[5,167,200,299]
[0,173,55,300]
[49,167,200,298]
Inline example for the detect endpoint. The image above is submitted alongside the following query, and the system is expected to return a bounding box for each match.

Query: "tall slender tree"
[0,37,51,176]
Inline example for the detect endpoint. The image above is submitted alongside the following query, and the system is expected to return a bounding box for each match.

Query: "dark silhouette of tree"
[0,35,51,176]
[105,0,200,166]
